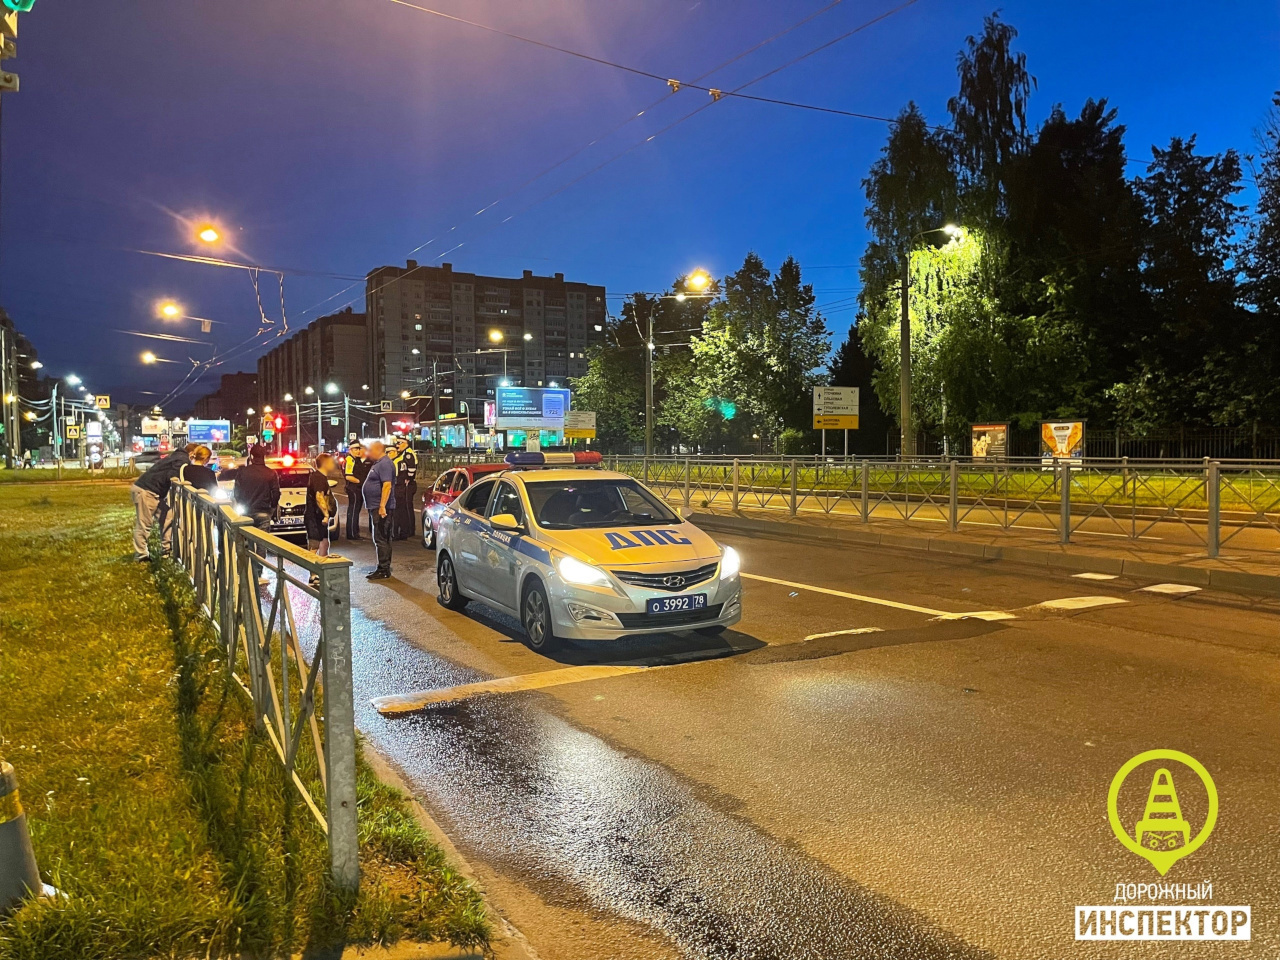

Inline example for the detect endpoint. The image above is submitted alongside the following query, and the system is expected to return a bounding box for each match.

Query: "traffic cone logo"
[1107,750,1218,876]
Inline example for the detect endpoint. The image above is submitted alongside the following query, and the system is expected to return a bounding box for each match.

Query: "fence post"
[1207,461,1220,558]
[1121,455,1129,496]
[860,460,870,523]
[643,457,650,485]
[683,458,691,513]
[948,460,959,533]
[318,558,360,895]
[731,458,740,513]
[1060,461,1072,544]
[789,459,798,517]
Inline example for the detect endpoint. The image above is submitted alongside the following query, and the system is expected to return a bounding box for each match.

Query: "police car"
[217,455,340,543]
[435,452,742,650]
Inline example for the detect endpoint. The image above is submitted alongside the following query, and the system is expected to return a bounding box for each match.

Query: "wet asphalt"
[296,513,1280,960]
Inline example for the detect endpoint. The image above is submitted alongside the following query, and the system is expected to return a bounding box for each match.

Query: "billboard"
[186,419,232,444]
[971,423,1009,460]
[495,386,570,430]
[812,386,859,429]
[1041,420,1085,460]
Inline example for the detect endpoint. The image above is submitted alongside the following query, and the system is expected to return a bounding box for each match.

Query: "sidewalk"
[690,504,1280,596]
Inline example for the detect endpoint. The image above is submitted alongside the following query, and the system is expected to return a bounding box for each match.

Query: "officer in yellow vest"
[342,442,370,540]
[391,436,419,540]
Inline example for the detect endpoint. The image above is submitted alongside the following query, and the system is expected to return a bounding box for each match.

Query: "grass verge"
[0,484,488,959]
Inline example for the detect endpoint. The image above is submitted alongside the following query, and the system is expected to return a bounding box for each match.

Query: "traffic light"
[2,2,37,12]
[274,416,284,430]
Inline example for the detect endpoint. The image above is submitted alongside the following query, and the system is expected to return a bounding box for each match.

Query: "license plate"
[646,594,707,615]
[280,516,303,525]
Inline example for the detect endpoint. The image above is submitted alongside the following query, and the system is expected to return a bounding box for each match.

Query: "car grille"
[280,504,304,516]
[611,562,719,592]
[617,604,723,629]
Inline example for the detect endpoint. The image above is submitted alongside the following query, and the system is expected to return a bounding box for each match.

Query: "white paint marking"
[932,610,1018,622]
[1141,582,1203,596]
[1034,595,1129,611]
[802,627,885,642]
[741,572,1016,621]
[1073,572,1119,581]
[373,664,653,715]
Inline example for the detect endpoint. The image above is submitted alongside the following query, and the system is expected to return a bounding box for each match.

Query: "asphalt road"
[323,517,1280,959]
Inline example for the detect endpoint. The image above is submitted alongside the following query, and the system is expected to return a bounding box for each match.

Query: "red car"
[421,462,509,549]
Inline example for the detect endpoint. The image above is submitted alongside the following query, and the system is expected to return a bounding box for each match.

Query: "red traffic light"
[273,416,284,429]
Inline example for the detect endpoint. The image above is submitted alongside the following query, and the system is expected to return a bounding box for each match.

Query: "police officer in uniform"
[391,436,419,540]
[342,442,370,540]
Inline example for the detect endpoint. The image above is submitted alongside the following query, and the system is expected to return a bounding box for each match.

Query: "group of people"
[129,435,423,583]
[340,436,417,580]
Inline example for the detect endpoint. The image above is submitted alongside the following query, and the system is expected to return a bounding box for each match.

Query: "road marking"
[802,627,884,641]
[1141,582,1202,595]
[372,664,652,715]
[1033,595,1129,611]
[1073,572,1119,580]
[740,572,1014,621]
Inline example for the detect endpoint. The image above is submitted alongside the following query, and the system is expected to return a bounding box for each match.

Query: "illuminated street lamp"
[197,225,220,244]
[158,300,182,320]
[488,329,503,343]
[30,360,42,370]
[66,374,81,386]
[141,351,156,364]
[522,332,533,341]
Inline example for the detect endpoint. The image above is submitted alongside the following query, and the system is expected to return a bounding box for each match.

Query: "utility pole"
[899,250,913,459]
[644,303,655,457]
[316,393,323,451]
[343,392,349,445]
[431,358,439,450]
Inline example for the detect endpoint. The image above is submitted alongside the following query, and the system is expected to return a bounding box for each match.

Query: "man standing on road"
[233,445,280,530]
[391,436,418,540]
[342,441,369,540]
[363,440,396,580]
[129,444,190,562]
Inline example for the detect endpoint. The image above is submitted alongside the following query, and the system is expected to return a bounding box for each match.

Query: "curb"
[690,512,1280,597]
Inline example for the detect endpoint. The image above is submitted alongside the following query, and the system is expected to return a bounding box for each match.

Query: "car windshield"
[524,478,680,529]
[278,470,311,488]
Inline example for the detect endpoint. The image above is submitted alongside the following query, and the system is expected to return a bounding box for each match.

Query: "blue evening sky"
[4,0,1277,405]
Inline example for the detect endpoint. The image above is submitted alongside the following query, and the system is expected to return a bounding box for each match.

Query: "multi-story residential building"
[364,262,606,406]
[256,308,369,408]
[190,371,259,423]
[1,311,39,465]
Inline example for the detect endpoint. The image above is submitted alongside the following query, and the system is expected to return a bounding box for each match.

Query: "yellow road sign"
[813,414,859,429]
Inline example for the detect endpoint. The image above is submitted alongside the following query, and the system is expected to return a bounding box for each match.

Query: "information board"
[812,386,860,430]
[495,387,571,430]
[564,410,597,439]
[186,419,232,444]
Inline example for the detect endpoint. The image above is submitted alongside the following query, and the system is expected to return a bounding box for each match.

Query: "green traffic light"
[2,0,36,12]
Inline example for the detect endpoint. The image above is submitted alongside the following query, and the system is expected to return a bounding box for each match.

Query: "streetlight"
[141,352,156,364]
[158,300,182,320]
[197,225,220,244]
[30,360,42,370]
[488,329,503,343]
[325,383,350,443]
[283,392,302,452]
[246,407,256,437]
[644,269,714,457]
[522,332,533,342]
[899,224,961,458]
[66,374,81,386]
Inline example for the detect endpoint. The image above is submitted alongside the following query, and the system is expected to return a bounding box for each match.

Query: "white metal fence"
[168,481,359,893]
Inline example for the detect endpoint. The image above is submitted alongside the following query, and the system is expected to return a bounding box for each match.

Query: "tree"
[829,326,891,453]
[1241,93,1280,423]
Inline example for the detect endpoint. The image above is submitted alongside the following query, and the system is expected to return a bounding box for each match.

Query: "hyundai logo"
[662,575,686,588]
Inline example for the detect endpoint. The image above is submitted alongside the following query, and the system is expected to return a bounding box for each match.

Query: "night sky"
[3,0,1277,407]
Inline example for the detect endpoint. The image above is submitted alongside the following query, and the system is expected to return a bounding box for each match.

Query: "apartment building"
[256,307,369,407]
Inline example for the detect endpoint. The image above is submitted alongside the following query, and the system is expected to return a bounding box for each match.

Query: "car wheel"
[695,624,727,636]
[436,552,468,611]
[422,515,436,550]
[521,579,558,652]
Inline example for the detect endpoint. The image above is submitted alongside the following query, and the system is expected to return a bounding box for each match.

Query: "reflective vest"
[394,447,418,481]
[343,453,361,483]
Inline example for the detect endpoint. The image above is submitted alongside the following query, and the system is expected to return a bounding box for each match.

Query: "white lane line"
[802,627,885,641]
[1141,583,1203,595]
[372,664,653,715]
[741,572,1015,621]
[1074,572,1119,581]
[1033,595,1129,611]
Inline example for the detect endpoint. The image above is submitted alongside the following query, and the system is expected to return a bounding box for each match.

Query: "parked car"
[420,462,509,549]
[217,459,339,543]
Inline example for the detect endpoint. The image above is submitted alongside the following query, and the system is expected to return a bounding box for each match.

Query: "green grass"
[0,484,488,959]
[0,466,138,484]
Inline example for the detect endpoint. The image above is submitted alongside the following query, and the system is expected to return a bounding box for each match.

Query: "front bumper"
[546,573,742,641]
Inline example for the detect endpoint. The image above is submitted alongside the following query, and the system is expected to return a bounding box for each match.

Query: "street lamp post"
[325,382,342,449]
[304,386,320,450]
[284,393,301,453]
[900,226,961,458]
[644,270,712,458]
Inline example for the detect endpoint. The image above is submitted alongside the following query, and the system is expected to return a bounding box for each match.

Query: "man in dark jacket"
[130,446,190,561]
[233,445,280,529]
[342,442,370,540]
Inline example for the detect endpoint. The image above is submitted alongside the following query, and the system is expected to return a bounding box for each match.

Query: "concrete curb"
[691,512,1280,597]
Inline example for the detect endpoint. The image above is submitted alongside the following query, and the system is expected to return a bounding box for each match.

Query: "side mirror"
[489,513,522,532]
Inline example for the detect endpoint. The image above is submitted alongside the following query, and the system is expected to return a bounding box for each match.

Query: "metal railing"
[606,456,1280,559]
[168,481,359,893]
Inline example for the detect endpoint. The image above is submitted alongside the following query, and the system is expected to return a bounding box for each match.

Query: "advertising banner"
[971,423,1009,459]
[1041,420,1085,460]
[186,419,232,444]
[495,386,570,430]
[812,386,859,430]
[564,410,597,439]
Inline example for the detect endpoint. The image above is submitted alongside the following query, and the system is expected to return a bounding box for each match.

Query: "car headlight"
[233,504,247,516]
[719,545,740,580]
[213,487,229,501]
[558,555,611,587]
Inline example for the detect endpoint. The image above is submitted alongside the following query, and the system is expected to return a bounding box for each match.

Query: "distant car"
[217,460,339,543]
[132,450,164,466]
[435,465,742,651]
[421,462,509,550]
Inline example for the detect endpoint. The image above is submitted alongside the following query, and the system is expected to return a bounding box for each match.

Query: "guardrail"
[606,457,1280,558]
[168,481,359,893]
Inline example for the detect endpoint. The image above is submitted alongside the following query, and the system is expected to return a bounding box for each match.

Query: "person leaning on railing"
[129,444,190,563]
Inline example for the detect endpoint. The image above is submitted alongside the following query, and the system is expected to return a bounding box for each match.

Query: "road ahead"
[318,523,1280,959]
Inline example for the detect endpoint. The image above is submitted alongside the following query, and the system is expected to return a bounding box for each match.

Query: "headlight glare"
[719,545,740,579]
[558,555,611,586]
